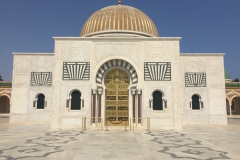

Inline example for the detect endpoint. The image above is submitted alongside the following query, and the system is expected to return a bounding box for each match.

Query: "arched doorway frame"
[95,59,138,87]
[0,90,11,113]
[226,90,240,115]
[94,58,139,126]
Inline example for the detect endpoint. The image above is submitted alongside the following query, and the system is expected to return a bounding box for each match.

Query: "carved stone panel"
[15,58,29,73]
[144,42,151,61]
[209,75,223,87]
[184,58,207,72]
[208,58,222,73]
[185,73,206,87]
[30,56,54,72]
[144,62,171,81]
[55,42,62,62]
[14,74,28,86]
[30,72,52,86]
[81,42,91,61]
[62,42,71,61]
[63,62,90,80]
[199,57,206,72]
[144,42,172,61]
[94,43,140,68]
[173,43,179,61]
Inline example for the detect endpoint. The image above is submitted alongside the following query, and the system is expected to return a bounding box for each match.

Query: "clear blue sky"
[0,0,239,81]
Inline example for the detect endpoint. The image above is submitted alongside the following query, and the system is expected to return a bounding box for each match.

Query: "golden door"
[105,69,129,126]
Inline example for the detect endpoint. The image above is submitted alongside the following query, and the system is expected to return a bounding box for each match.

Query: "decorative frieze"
[144,62,171,81]
[63,62,90,80]
[185,72,206,87]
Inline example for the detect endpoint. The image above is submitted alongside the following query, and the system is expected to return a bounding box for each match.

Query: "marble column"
[131,89,136,123]
[149,99,151,109]
[137,89,142,123]
[230,103,232,116]
[164,100,167,110]
[97,88,103,123]
[92,89,97,123]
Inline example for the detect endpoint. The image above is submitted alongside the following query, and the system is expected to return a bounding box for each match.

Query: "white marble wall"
[10,54,54,123]
[181,55,227,124]
[10,37,227,128]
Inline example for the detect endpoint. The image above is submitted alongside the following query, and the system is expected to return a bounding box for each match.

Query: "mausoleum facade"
[10,3,227,129]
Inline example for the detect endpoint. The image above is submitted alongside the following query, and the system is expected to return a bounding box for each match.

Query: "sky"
[0,0,240,81]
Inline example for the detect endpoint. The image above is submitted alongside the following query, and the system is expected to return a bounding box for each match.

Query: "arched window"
[71,90,81,110]
[153,91,163,110]
[37,94,45,109]
[192,95,200,110]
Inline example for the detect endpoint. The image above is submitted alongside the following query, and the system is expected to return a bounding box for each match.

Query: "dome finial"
[118,0,121,5]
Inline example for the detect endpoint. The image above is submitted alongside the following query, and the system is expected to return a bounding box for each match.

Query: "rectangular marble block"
[209,115,227,124]
[11,88,28,114]
[10,114,27,122]
[61,118,82,127]
[186,115,209,124]
[27,114,50,122]
[150,118,174,128]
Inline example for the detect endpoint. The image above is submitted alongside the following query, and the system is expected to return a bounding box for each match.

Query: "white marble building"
[10,3,227,129]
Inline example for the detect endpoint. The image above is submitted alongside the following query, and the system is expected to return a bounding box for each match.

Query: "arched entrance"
[0,95,10,113]
[105,69,130,126]
[228,97,240,115]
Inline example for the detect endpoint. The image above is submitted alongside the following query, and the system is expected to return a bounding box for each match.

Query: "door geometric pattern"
[144,62,171,81]
[185,72,206,87]
[30,72,52,86]
[63,62,90,80]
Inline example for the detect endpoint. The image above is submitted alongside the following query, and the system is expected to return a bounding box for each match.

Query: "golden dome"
[80,5,159,37]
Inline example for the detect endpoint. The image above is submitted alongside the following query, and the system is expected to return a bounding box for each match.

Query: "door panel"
[105,69,129,126]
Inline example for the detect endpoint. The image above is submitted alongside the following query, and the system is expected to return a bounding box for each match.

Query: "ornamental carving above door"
[105,69,129,126]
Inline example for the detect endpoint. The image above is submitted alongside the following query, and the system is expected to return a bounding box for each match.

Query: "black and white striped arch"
[185,72,206,87]
[63,62,90,80]
[31,72,52,86]
[144,62,171,81]
[96,59,138,84]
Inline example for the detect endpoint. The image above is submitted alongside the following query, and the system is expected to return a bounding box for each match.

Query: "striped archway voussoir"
[96,59,138,85]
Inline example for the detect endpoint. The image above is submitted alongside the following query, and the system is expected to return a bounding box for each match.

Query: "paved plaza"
[0,115,240,160]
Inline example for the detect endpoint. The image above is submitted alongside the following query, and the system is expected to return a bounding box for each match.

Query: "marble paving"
[0,115,240,160]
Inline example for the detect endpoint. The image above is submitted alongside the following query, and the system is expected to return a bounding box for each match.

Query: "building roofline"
[12,52,54,55]
[181,53,225,56]
[52,36,182,41]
